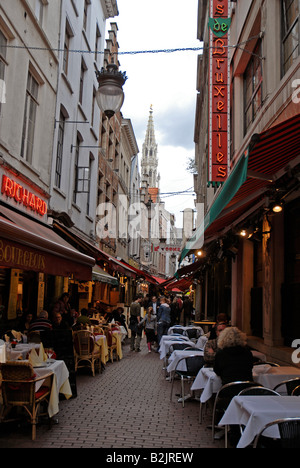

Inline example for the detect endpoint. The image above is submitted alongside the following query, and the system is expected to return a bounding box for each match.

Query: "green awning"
[180,151,249,262]
[92,265,119,285]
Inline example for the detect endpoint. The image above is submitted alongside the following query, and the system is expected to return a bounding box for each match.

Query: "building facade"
[185,0,300,364]
[0,0,96,330]
[50,1,118,245]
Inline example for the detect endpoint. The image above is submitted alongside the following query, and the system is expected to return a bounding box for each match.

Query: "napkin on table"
[28,343,48,367]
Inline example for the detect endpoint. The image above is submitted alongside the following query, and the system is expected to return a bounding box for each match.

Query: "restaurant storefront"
[0,169,95,333]
[180,113,300,365]
[51,220,160,315]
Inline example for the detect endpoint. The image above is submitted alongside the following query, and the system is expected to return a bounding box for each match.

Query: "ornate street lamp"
[95,63,127,119]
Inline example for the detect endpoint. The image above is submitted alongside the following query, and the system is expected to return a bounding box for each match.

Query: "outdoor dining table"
[219,395,300,448]
[5,343,40,361]
[34,359,72,418]
[167,349,204,373]
[112,330,123,360]
[254,365,300,392]
[158,335,194,360]
[94,334,109,364]
[191,367,221,402]
[191,364,300,402]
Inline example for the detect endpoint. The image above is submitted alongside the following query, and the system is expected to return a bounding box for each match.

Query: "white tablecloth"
[191,365,300,402]
[219,395,300,448]
[167,349,204,372]
[6,343,40,361]
[254,366,300,392]
[34,360,72,418]
[191,367,222,401]
[159,336,194,360]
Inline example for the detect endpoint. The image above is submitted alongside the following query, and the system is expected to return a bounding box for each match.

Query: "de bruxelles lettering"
[1,175,47,216]
[0,239,46,271]
[209,0,230,182]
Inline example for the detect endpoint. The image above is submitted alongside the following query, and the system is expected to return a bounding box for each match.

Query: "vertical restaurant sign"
[208,0,231,182]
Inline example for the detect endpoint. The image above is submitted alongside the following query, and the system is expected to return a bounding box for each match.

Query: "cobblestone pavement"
[0,338,224,449]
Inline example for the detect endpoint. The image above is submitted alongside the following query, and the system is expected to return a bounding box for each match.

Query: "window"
[86,153,93,215]
[63,22,72,75]
[35,0,46,25]
[95,25,101,63]
[55,111,65,188]
[243,42,263,134]
[282,0,300,76]
[79,59,87,104]
[0,30,7,113]
[83,0,89,32]
[73,135,81,203]
[91,87,96,128]
[21,71,39,163]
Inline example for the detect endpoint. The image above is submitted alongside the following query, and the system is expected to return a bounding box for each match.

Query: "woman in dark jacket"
[214,327,253,385]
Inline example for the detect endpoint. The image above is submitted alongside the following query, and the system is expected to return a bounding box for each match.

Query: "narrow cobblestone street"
[0,338,223,449]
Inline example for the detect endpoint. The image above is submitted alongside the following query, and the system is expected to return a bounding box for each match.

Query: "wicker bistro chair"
[253,418,300,448]
[170,355,204,407]
[0,361,53,440]
[73,330,102,376]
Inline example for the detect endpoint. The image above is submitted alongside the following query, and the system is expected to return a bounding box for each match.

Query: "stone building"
[182,0,300,364]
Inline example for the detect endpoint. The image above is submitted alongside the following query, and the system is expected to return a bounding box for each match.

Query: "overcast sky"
[114,0,201,228]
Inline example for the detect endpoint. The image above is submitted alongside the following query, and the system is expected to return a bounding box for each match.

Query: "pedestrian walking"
[129,295,143,352]
[138,306,157,352]
[182,295,194,326]
[157,296,171,344]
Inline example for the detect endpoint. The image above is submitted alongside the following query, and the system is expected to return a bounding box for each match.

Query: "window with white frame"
[282,0,300,76]
[79,58,87,104]
[35,0,47,25]
[95,24,101,64]
[21,71,39,163]
[63,20,73,76]
[83,0,90,32]
[73,134,81,203]
[55,110,65,188]
[0,30,7,113]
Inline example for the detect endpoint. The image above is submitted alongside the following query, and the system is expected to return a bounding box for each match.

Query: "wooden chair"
[0,361,52,440]
[73,330,101,376]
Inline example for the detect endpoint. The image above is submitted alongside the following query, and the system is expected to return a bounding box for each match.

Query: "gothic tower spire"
[141,106,160,194]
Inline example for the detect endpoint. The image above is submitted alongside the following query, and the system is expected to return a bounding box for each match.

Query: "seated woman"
[214,326,253,385]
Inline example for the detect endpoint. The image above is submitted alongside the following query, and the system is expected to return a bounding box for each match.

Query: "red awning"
[120,264,160,284]
[164,277,194,292]
[0,206,95,280]
[205,113,300,241]
[106,256,137,278]
[152,276,166,284]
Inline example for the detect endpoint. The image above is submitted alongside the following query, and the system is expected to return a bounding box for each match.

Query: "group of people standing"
[129,293,194,353]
